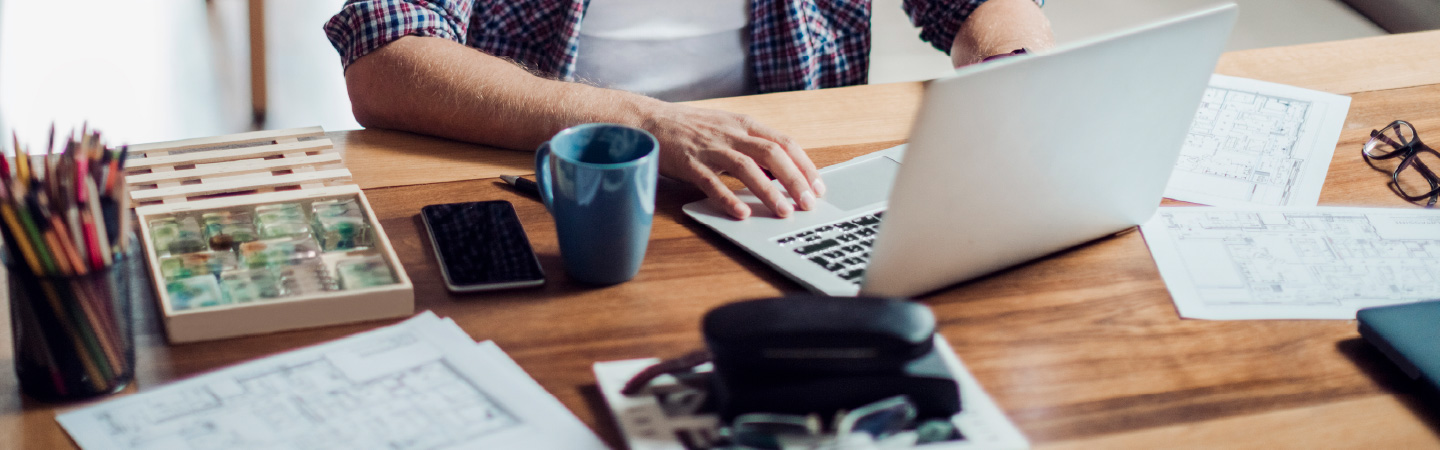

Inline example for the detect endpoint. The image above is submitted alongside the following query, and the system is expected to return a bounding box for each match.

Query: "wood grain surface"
[5,30,1440,449]
[1215,30,1440,95]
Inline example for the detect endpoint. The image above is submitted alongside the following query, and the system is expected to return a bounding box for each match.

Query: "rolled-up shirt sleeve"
[900,0,991,54]
[324,0,474,70]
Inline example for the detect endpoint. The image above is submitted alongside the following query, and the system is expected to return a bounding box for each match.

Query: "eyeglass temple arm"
[621,349,713,395]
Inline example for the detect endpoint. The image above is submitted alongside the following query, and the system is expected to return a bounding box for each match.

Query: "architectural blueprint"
[1141,207,1440,320]
[1163,75,1350,207]
[57,312,606,450]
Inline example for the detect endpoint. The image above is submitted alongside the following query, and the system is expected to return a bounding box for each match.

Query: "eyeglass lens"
[1395,149,1440,199]
[730,414,820,449]
[1365,120,1417,158]
[727,396,922,448]
[837,396,917,440]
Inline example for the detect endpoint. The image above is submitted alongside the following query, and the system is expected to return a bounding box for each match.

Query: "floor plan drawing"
[84,358,516,450]
[1163,75,1350,208]
[58,313,608,450]
[1141,207,1440,320]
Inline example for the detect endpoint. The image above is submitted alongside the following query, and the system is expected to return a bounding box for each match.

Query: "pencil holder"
[8,237,141,401]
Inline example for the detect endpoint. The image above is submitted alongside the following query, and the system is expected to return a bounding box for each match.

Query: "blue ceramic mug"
[535,123,659,284]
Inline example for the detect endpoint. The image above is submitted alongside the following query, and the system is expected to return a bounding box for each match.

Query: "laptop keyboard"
[775,211,885,285]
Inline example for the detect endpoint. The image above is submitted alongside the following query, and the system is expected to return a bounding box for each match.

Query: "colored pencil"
[0,183,43,273]
[60,279,124,378]
[0,126,133,398]
[0,148,10,185]
[85,178,111,268]
[16,190,58,274]
[49,214,88,276]
[12,291,70,397]
[35,280,110,391]
[13,132,29,185]
[41,225,73,276]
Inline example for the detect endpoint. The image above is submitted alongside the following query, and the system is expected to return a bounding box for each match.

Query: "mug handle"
[534,141,555,211]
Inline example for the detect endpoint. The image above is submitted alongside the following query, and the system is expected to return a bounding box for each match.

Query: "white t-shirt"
[573,0,755,102]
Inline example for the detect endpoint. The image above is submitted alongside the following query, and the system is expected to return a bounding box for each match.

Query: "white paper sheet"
[57,312,607,450]
[1163,75,1351,207]
[1141,207,1440,320]
[593,336,1029,450]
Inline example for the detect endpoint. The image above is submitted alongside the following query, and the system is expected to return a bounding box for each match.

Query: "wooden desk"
[6,31,1440,449]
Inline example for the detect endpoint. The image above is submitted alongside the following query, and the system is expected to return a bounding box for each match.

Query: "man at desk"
[324,0,1053,219]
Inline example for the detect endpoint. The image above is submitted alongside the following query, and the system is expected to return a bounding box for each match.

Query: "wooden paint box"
[125,127,413,343]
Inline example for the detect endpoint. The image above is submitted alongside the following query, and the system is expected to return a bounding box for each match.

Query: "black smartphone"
[420,201,545,292]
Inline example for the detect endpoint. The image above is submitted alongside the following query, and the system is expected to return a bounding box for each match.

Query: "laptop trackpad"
[820,156,901,211]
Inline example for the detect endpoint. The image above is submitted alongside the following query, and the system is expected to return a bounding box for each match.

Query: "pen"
[499,174,540,198]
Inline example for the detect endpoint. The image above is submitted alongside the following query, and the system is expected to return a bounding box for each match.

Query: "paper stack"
[58,312,606,449]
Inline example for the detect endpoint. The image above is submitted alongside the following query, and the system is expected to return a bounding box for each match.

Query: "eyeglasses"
[625,353,962,448]
[1363,120,1440,207]
[725,395,923,449]
[621,349,712,396]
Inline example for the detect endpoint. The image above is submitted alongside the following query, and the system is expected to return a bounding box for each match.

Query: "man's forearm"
[950,0,1054,67]
[344,36,663,151]
[342,35,823,220]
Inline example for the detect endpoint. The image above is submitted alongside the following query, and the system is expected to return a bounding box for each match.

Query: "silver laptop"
[682,4,1238,297]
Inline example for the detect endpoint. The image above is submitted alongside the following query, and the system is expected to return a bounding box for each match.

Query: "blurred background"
[0,0,1414,148]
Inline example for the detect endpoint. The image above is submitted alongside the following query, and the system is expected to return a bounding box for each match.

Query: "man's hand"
[642,102,824,220]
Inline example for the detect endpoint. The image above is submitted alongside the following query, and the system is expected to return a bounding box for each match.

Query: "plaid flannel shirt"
[325,0,1000,94]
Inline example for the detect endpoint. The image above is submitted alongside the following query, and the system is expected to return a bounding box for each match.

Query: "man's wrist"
[554,81,657,132]
[617,92,669,132]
